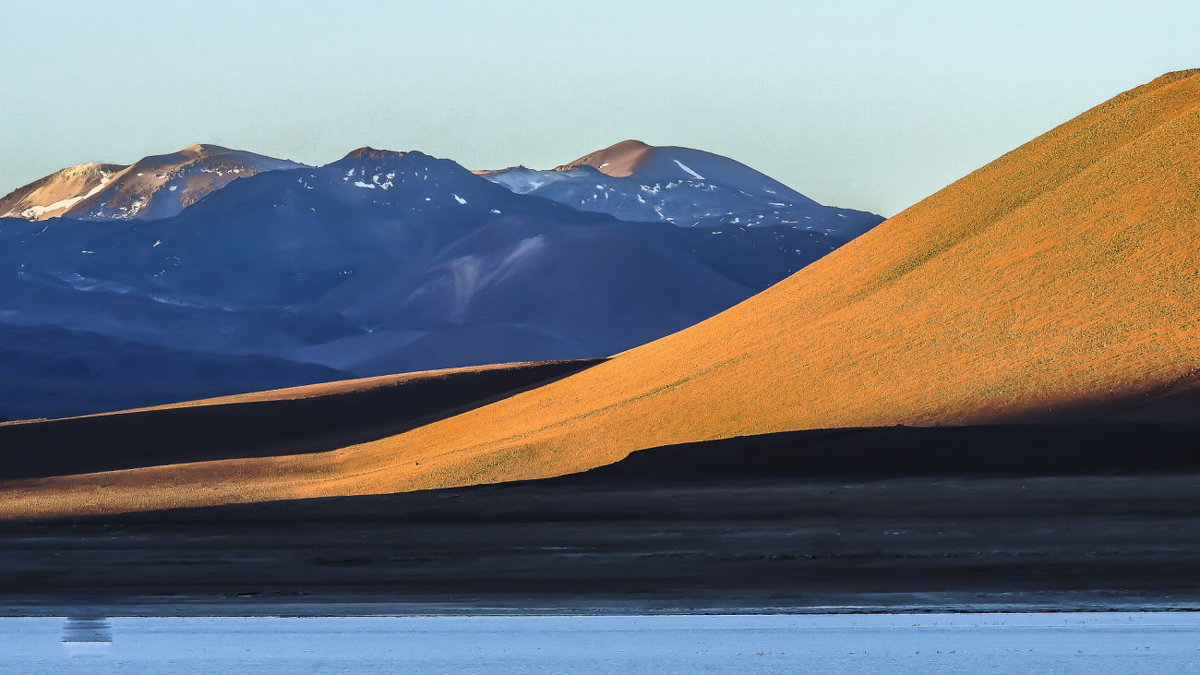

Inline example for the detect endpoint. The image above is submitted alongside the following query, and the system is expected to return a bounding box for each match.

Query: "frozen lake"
[3,612,1199,673]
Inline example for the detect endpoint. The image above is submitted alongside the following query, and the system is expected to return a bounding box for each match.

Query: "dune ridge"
[0,360,601,481]
[3,70,1200,519]
[4,360,589,421]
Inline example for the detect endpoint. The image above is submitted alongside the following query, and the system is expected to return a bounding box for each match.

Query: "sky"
[1,0,1198,216]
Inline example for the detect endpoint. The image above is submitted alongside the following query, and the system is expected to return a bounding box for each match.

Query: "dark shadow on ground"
[0,359,602,479]
[3,423,1200,612]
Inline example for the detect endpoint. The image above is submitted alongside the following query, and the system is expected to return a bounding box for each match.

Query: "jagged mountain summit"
[0,146,856,419]
[0,144,305,221]
[482,139,882,236]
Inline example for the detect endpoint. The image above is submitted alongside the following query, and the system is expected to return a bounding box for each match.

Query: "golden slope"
[4,70,1200,519]
[0,162,125,220]
[554,139,653,176]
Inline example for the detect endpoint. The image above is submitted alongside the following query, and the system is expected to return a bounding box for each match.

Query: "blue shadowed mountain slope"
[483,140,883,236]
[0,146,872,419]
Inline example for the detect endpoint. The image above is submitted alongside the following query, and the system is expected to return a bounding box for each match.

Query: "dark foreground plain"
[2,424,1200,615]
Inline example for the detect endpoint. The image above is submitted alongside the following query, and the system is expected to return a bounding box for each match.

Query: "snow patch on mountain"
[672,159,705,180]
[484,142,883,238]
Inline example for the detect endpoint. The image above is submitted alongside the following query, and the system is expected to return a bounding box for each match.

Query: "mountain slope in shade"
[0,144,305,221]
[4,69,1199,518]
[0,148,843,418]
[483,140,883,236]
[0,323,345,422]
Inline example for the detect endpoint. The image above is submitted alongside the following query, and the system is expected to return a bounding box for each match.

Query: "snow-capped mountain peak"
[483,141,883,236]
[0,162,125,221]
[0,144,307,222]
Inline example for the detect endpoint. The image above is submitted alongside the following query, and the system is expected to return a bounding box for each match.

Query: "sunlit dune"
[4,70,1200,519]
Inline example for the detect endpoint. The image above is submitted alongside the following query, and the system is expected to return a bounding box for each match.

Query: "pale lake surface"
[2,612,1199,673]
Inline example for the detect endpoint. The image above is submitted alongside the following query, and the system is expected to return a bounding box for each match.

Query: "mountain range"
[2,69,1195,518]
[0,141,881,419]
[481,139,880,235]
[0,144,303,221]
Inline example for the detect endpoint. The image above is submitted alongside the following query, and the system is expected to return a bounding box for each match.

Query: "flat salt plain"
[3,613,1199,673]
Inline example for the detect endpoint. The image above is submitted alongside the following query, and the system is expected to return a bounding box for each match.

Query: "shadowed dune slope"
[0,360,600,481]
[4,70,1200,518]
[6,425,1200,610]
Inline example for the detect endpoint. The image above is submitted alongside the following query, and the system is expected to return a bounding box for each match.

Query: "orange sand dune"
[4,70,1200,519]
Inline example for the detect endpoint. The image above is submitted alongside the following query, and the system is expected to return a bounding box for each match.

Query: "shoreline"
[8,599,1200,618]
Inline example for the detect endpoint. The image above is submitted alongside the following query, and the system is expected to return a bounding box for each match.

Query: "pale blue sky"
[2,0,1197,215]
